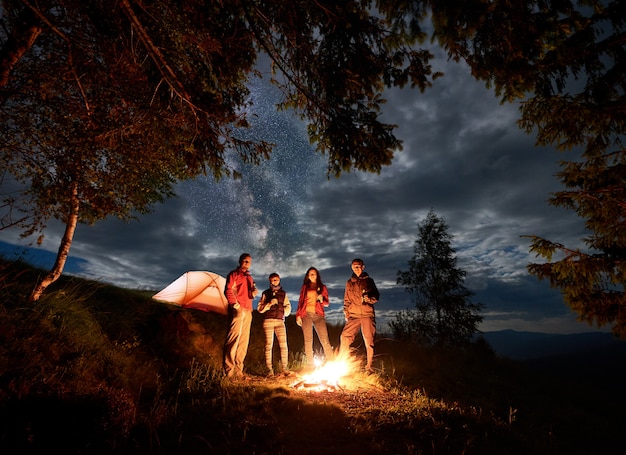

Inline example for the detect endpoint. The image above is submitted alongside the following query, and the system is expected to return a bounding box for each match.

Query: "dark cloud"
[0,54,601,335]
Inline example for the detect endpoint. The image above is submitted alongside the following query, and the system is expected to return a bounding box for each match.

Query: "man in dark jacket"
[339,258,380,373]
[258,273,291,376]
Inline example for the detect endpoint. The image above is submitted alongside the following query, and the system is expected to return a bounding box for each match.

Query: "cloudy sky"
[0,45,605,335]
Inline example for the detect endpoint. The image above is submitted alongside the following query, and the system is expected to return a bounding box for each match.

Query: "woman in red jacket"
[295,267,334,369]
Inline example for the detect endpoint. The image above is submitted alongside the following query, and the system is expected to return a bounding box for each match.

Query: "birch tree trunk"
[0,7,41,89]
[29,182,80,302]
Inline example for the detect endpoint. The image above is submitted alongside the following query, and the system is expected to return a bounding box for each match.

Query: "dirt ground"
[231,372,410,455]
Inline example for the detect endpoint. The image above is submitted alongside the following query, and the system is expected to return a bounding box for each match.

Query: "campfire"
[291,354,361,392]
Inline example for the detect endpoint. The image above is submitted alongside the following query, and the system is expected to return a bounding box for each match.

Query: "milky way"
[178,74,329,273]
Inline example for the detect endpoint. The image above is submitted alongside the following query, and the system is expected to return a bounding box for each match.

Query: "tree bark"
[0,7,42,89]
[29,181,80,302]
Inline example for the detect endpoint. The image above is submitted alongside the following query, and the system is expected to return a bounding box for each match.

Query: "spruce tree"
[428,0,626,337]
[395,210,483,346]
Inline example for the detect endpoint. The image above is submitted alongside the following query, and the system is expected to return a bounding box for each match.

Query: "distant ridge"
[0,240,87,274]
[482,330,626,392]
[482,329,623,360]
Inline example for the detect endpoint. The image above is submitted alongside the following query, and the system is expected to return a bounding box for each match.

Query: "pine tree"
[526,150,626,336]
[429,0,626,337]
[395,210,483,346]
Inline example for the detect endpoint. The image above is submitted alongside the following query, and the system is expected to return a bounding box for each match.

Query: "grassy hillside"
[0,257,623,454]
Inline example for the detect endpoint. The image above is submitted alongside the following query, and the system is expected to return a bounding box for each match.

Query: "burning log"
[292,378,345,392]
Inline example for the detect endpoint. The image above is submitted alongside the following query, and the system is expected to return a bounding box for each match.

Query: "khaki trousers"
[223,307,252,377]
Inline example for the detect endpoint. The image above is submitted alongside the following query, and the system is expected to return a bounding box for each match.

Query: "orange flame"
[292,353,363,391]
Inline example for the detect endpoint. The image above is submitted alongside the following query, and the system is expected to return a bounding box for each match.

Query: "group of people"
[222,253,380,379]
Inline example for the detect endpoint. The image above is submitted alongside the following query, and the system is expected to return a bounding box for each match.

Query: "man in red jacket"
[223,253,258,378]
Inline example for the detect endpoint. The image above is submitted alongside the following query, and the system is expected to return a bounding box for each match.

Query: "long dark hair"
[303,267,324,290]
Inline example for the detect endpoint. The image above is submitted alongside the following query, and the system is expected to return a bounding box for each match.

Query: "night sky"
[0,48,604,335]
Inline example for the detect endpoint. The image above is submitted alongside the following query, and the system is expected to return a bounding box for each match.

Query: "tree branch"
[118,0,200,117]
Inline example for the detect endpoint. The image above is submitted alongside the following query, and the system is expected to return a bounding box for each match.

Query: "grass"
[0,257,623,454]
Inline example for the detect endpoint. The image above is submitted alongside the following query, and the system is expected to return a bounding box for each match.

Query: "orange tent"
[152,271,228,315]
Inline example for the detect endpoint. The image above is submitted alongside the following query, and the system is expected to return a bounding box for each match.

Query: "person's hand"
[271,298,278,306]
[296,316,302,326]
[316,295,323,303]
[252,289,259,298]
[233,302,241,311]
